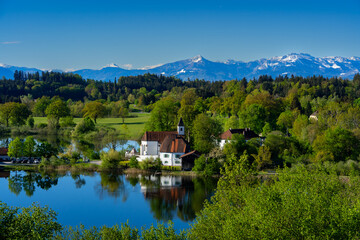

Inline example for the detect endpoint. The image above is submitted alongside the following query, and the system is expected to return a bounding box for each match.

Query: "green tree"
[0,202,62,239]
[36,142,58,158]
[238,104,266,134]
[27,116,35,128]
[252,145,272,170]
[262,122,272,136]
[224,116,239,130]
[74,117,95,134]
[178,89,200,141]
[100,149,121,169]
[0,102,30,127]
[82,101,106,123]
[276,110,297,133]
[192,113,222,153]
[33,96,51,117]
[223,134,247,159]
[118,106,129,124]
[10,103,31,126]
[23,136,36,158]
[8,137,23,158]
[313,127,360,162]
[190,163,360,239]
[146,97,179,131]
[0,102,16,127]
[45,99,70,126]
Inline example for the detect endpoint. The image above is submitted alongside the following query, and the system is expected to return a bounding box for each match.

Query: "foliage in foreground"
[0,202,62,239]
[0,201,185,239]
[190,154,360,239]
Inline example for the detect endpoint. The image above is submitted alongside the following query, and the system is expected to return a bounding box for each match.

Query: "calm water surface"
[0,170,217,230]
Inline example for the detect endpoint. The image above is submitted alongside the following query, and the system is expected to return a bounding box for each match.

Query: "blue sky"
[0,0,359,70]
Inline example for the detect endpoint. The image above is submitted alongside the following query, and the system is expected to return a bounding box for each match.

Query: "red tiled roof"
[0,148,8,156]
[141,131,178,143]
[180,150,201,158]
[160,135,189,153]
[220,128,259,140]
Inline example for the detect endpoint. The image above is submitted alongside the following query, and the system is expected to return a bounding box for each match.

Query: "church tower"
[177,118,185,136]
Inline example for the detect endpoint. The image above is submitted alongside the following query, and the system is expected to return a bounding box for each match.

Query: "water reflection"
[7,171,59,196]
[95,172,128,201]
[0,136,139,157]
[135,174,217,221]
[1,170,217,222]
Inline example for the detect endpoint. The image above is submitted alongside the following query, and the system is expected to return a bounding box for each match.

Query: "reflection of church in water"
[140,175,188,204]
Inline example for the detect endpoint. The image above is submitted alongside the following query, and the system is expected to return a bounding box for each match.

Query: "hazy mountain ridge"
[1,53,359,81]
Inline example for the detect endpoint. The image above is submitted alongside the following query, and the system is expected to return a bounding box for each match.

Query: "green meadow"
[34,112,150,140]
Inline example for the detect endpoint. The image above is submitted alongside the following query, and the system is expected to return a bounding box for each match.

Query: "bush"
[139,157,161,170]
[193,155,221,176]
[0,202,62,239]
[129,156,139,168]
[193,155,206,172]
[190,162,360,239]
[74,117,95,134]
[60,116,76,127]
[37,123,48,129]
[26,116,34,128]
[100,149,121,169]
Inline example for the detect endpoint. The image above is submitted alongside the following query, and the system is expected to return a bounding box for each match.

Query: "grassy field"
[34,112,150,140]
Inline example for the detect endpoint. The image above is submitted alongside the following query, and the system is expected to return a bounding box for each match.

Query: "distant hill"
[1,53,359,81]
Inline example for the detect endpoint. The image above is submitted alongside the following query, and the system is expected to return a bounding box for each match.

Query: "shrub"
[139,157,162,170]
[60,116,76,127]
[74,117,95,134]
[37,123,48,129]
[100,149,121,169]
[193,155,206,172]
[0,202,62,239]
[129,156,139,168]
[26,116,35,128]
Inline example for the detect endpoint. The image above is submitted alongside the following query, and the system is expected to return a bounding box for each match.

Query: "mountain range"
[1,53,359,81]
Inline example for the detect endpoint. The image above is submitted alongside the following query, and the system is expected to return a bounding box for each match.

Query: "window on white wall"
[164,154,169,158]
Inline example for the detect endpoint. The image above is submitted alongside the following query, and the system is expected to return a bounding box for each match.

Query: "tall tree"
[45,99,70,126]
[23,136,36,158]
[178,89,200,141]
[8,137,23,158]
[192,113,222,153]
[82,101,106,123]
[0,102,16,127]
[146,97,179,131]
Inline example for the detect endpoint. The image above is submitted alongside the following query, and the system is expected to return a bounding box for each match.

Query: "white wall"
[219,139,229,149]
[140,141,159,156]
[160,152,183,166]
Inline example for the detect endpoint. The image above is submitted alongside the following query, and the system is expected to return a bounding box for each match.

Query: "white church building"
[138,118,190,167]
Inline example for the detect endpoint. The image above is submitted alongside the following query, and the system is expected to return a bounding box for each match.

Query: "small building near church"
[219,128,259,148]
[309,111,319,121]
[180,150,201,171]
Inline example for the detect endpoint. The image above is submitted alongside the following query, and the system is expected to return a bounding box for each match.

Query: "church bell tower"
[177,118,185,136]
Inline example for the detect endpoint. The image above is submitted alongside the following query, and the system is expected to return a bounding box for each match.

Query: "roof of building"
[160,135,189,153]
[0,148,8,156]
[141,131,178,143]
[180,150,201,159]
[220,128,259,140]
[310,111,319,117]
[178,117,184,127]
[130,148,137,154]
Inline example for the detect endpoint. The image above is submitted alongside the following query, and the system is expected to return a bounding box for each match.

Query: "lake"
[0,170,217,230]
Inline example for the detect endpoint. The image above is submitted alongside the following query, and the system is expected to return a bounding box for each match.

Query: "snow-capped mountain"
[1,53,359,81]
